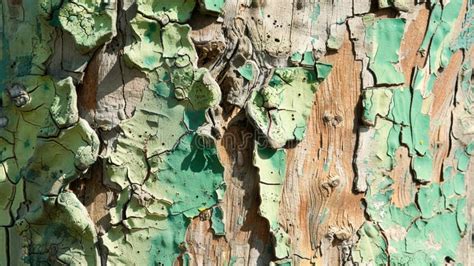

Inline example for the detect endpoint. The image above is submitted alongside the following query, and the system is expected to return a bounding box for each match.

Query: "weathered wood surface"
[0,0,472,265]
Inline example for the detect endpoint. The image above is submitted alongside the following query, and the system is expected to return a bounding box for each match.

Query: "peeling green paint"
[353,222,387,265]
[354,1,470,263]
[0,1,103,263]
[253,143,290,259]
[365,18,405,85]
[211,206,225,236]
[57,0,115,53]
[246,65,331,148]
[101,1,225,263]
[199,0,226,14]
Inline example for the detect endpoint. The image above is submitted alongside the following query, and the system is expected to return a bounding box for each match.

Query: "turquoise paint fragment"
[238,62,255,81]
[211,206,225,236]
[455,148,470,172]
[200,0,226,14]
[365,18,406,85]
[412,153,433,183]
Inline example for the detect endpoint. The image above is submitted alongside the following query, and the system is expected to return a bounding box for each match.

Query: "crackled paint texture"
[353,0,472,264]
[0,0,472,264]
[0,0,102,264]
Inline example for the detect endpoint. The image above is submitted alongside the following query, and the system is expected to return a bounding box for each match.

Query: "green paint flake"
[124,14,163,71]
[246,66,330,148]
[200,0,226,14]
[103,1,225,263]
[387,124,401,158]
[417,184,443,219]
[353,222,388,265]
[253,143,290,259]
[410,90,430,155]
[290,52,302,65]
[361,89,393,125]
[58,0,114,53]
[301,51,315,66]
[365,18,405,85]
[211,206,225,236]
[315,62,332,80]
[412,153,433,183]
[237,62,255,81]
[137,0,196,23]
[455,148,470,172]
[388,87,411,126]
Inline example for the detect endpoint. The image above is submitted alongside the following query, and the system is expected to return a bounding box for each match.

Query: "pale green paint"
[253,143,290,259]
[246,65,331,148]
[58,0,115,53]
[102,1,225,263]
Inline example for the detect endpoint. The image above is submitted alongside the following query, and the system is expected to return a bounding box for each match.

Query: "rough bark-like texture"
[0,0,472,265]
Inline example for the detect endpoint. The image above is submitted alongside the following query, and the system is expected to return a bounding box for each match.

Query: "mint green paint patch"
[237,63,255,81]
[455,148,470,172]
[137,0,196,23]
[389,87,411,126]
[246,67,330,148]
[417,184,443,219]
[105,133,224,264]
[365,18,405,85]
[420,0,463,72]
[301,51,315,67]
[124,14,163,70]
[211,206,225,236]
[253,143,290,259]
[466,141,474,155]
[290,52,302,65]
[453,2,474,51]
[353,222,388,265]
[387,124,401,158]
[200,0,226,14]
[162,23,197,63]
[361,89,392,126]
[144,133,224,217]
[456,197,467,233]
[315,62,333,80]
[453,173,465,195]
[412,153,433,183]
[17,192,99,265]
[410,90,430,155]
[404,213,461,263]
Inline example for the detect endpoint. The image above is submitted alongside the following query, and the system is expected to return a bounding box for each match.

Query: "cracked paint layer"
[353,0,471,264]
[101,1,225,264]
[0,0,471,264]
[253,143,290,259]
[0,0,101,264]
[247,54,333,261]
[57,0,116,53]
[246,64,331,149]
